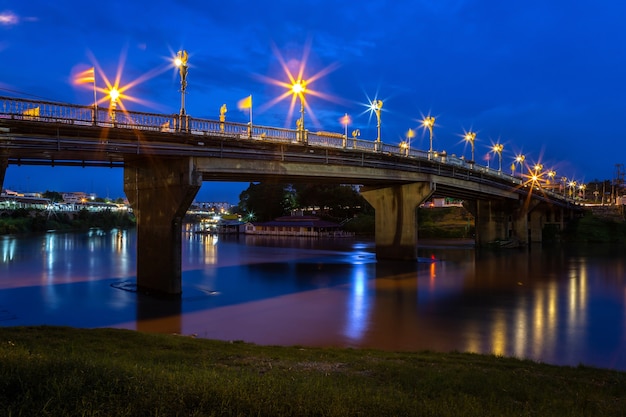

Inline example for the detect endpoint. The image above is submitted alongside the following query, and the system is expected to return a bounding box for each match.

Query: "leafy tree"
[292,184,372,219]
[42,190,63,202]
[238,182,295,221]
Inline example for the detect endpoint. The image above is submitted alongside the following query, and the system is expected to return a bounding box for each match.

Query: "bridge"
[0,96,582,295]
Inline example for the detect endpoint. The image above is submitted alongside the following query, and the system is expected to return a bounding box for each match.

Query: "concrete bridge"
[0,96,582,295]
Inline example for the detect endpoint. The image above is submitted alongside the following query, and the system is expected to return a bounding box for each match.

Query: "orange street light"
[108,87,120,122]
[464,131,476,163]
[174,50,189,117]
[340,113,350,148]
[492,143,504,172]
[291,79,307,133]
[421,115,435,158]
[371,100,383,150]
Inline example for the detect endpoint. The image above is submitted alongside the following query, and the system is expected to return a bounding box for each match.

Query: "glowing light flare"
[421,115,435,130]
[108,88,120,102]
[463,131,476,161]
[291,79,306,95]
[79,48,172,115]
[174,50,188,68]
[254,41,340,129]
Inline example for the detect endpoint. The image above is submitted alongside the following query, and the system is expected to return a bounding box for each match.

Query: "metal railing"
[0,95,574,204]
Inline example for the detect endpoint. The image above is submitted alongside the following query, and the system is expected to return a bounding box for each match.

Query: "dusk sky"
[2,1,626,203]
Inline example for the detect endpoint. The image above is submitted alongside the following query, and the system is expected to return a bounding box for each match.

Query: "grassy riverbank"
[1,326,625,416]
[0,209,135,234]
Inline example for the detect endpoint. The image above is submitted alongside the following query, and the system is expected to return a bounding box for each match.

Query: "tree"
[42,190,63,202]
[292,184,371,219]
[238,182,295,221]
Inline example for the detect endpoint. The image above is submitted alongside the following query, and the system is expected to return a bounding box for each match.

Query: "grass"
[1,327,625,416]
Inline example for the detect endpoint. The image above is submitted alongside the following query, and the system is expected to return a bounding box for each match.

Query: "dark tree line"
[236,182,371,222]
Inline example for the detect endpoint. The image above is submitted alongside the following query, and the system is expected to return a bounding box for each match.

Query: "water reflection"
[0,230,625,371]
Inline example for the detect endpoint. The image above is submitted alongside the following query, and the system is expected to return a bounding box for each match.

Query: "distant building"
[193,201,233,213]
[241,215,350,237]
[62,192,95,204]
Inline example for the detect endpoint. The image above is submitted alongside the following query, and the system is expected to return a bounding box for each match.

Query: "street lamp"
[515,154,525,177]
[340,113,350,148]
[464,131,476,164]
[174,50,189,130]
[579,183,586,200]
[568,180,577,198]
[403,128,416,157]
[372,100,383,151]
[421,115,435,159]
[561,177,568,196]
[492,143,504,172]
[291,79,307,135]
[108,87,119,123]
[547,170,556,188]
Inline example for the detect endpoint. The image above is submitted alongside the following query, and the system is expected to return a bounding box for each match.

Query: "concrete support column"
[474,200,509,245]
[361,182,433,260]
[124,157,201,296]
[527,210,544,243]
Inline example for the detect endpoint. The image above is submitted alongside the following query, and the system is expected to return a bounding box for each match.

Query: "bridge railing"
[0,95,576,204]
[0,97,94,124]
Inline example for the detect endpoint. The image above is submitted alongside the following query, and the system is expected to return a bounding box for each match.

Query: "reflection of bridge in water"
[0,96,583,295]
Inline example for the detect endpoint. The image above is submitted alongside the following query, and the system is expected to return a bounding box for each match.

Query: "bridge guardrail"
[0,95,576,204]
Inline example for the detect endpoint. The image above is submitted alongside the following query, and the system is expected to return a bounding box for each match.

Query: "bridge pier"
[124,157,201,296]
[473,199,531,245]
[361,182,433,260]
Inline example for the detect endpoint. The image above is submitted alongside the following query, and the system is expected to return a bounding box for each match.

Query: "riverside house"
[241,215,350,237]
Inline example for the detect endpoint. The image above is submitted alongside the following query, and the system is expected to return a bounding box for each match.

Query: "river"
[1,226,625,371]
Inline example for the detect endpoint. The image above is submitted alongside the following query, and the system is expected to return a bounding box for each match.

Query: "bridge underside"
[0,120,583,294]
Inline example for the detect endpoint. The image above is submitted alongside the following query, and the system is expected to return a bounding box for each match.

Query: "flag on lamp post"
[74,67,98,124]
[74,67,95,84]
[237,95,253,130]
[237,95,252,110]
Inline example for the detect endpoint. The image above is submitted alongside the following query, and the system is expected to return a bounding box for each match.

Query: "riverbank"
[0,209,135,234]
[0,326,624,416]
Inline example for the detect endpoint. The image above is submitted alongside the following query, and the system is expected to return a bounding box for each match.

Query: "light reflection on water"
[0,229,626,371]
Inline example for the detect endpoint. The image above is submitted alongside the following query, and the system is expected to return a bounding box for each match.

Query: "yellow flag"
[23,107,40,117]
[74,67,95,84]
[237,95,252,110]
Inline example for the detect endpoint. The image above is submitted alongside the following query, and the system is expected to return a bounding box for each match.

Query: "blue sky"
[2,1,626,203]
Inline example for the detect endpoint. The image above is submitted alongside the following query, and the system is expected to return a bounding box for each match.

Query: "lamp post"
[492,143,504,172]
[422,116,435,159]
[579,183,586,200]
[291,79,307,141]
[561,177,568,196]
[108,87,119,124]
[340,113,350,148]
[372,100,383,151]
[464,131,476,165]
[515,154,525,177]
[568,180,577,199]
[547,170,556,189]
[403,128,416,157]
[174,50,189,131]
